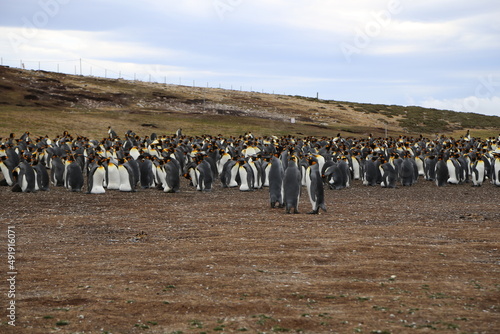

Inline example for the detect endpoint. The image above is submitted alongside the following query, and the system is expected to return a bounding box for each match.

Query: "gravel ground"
[0,178,499,333]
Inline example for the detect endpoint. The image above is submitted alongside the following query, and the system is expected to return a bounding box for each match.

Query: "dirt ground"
[0,178,499,334]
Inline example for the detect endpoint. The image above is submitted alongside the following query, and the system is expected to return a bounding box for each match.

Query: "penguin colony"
[1,129,499,214]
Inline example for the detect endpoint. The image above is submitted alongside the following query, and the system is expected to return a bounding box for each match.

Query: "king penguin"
[50,156,65,186]
[283,157,301,214]
[87,162,106,194]
[65,158,84,192]
[363,157,379,186]
[446,155,461,184]
[470,156,485,187]
[33,160,50,191]
[105,159,121,190]
[227,158,240,188]
[195,157,213,192]
[162,158,181,193]
[138,156,155,189]
[118,159,136,192]
[324,162,345,190]
[0,156,15,186]
[238,160,254,191]
[305,157,327,214]
[262,156,272,187]
[424,155,437,181]
[435,155,448,187]
[491,153,500,186]
[12,161,37,193]
[269,155,284,208]
[350,153,362,180]
[400,154,416,186]
[379,158,397,188]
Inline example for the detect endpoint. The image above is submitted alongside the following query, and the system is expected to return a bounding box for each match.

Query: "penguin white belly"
[195,168,204,191]
[118,165,132,191]
[305,168,316,210]
[129,148,140,160]
[416,157,425,176]
[150,164,157,187]
[90,167,106,194]
[494,159,500,186]
[472,161,484,186]
[107,164,121,190]
[21,174,28,192]
[228,164,239,187]
[188,168,198,188]
[301,166,308,186]
[34,170,40,191]
[156,166,167,190]
[250,163,260,188]
[352,158,360,180]
[0,163,14,186]
[446,160,459,184]
[239,166,250,191]
[217,155,230,175]
[263,164,271,187]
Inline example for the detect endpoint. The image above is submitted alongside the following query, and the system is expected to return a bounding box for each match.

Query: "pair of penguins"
[269,155,327,215]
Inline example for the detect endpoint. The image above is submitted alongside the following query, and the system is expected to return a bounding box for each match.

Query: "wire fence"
[0,57,285,96]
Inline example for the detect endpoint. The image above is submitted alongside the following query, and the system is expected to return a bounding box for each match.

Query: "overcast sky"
[1,0,499,116]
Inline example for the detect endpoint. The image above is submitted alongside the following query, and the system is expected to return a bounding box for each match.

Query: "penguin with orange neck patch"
[87,159,106,194]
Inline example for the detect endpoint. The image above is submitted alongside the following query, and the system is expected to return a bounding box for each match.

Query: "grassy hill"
[1,65,499,139]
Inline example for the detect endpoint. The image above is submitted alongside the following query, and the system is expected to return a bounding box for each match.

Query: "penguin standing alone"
[283,157,301,214]
[268,155,284,208]
[305,157,327,214]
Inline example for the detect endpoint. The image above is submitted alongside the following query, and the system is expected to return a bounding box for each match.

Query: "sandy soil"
[0,178,499,334]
